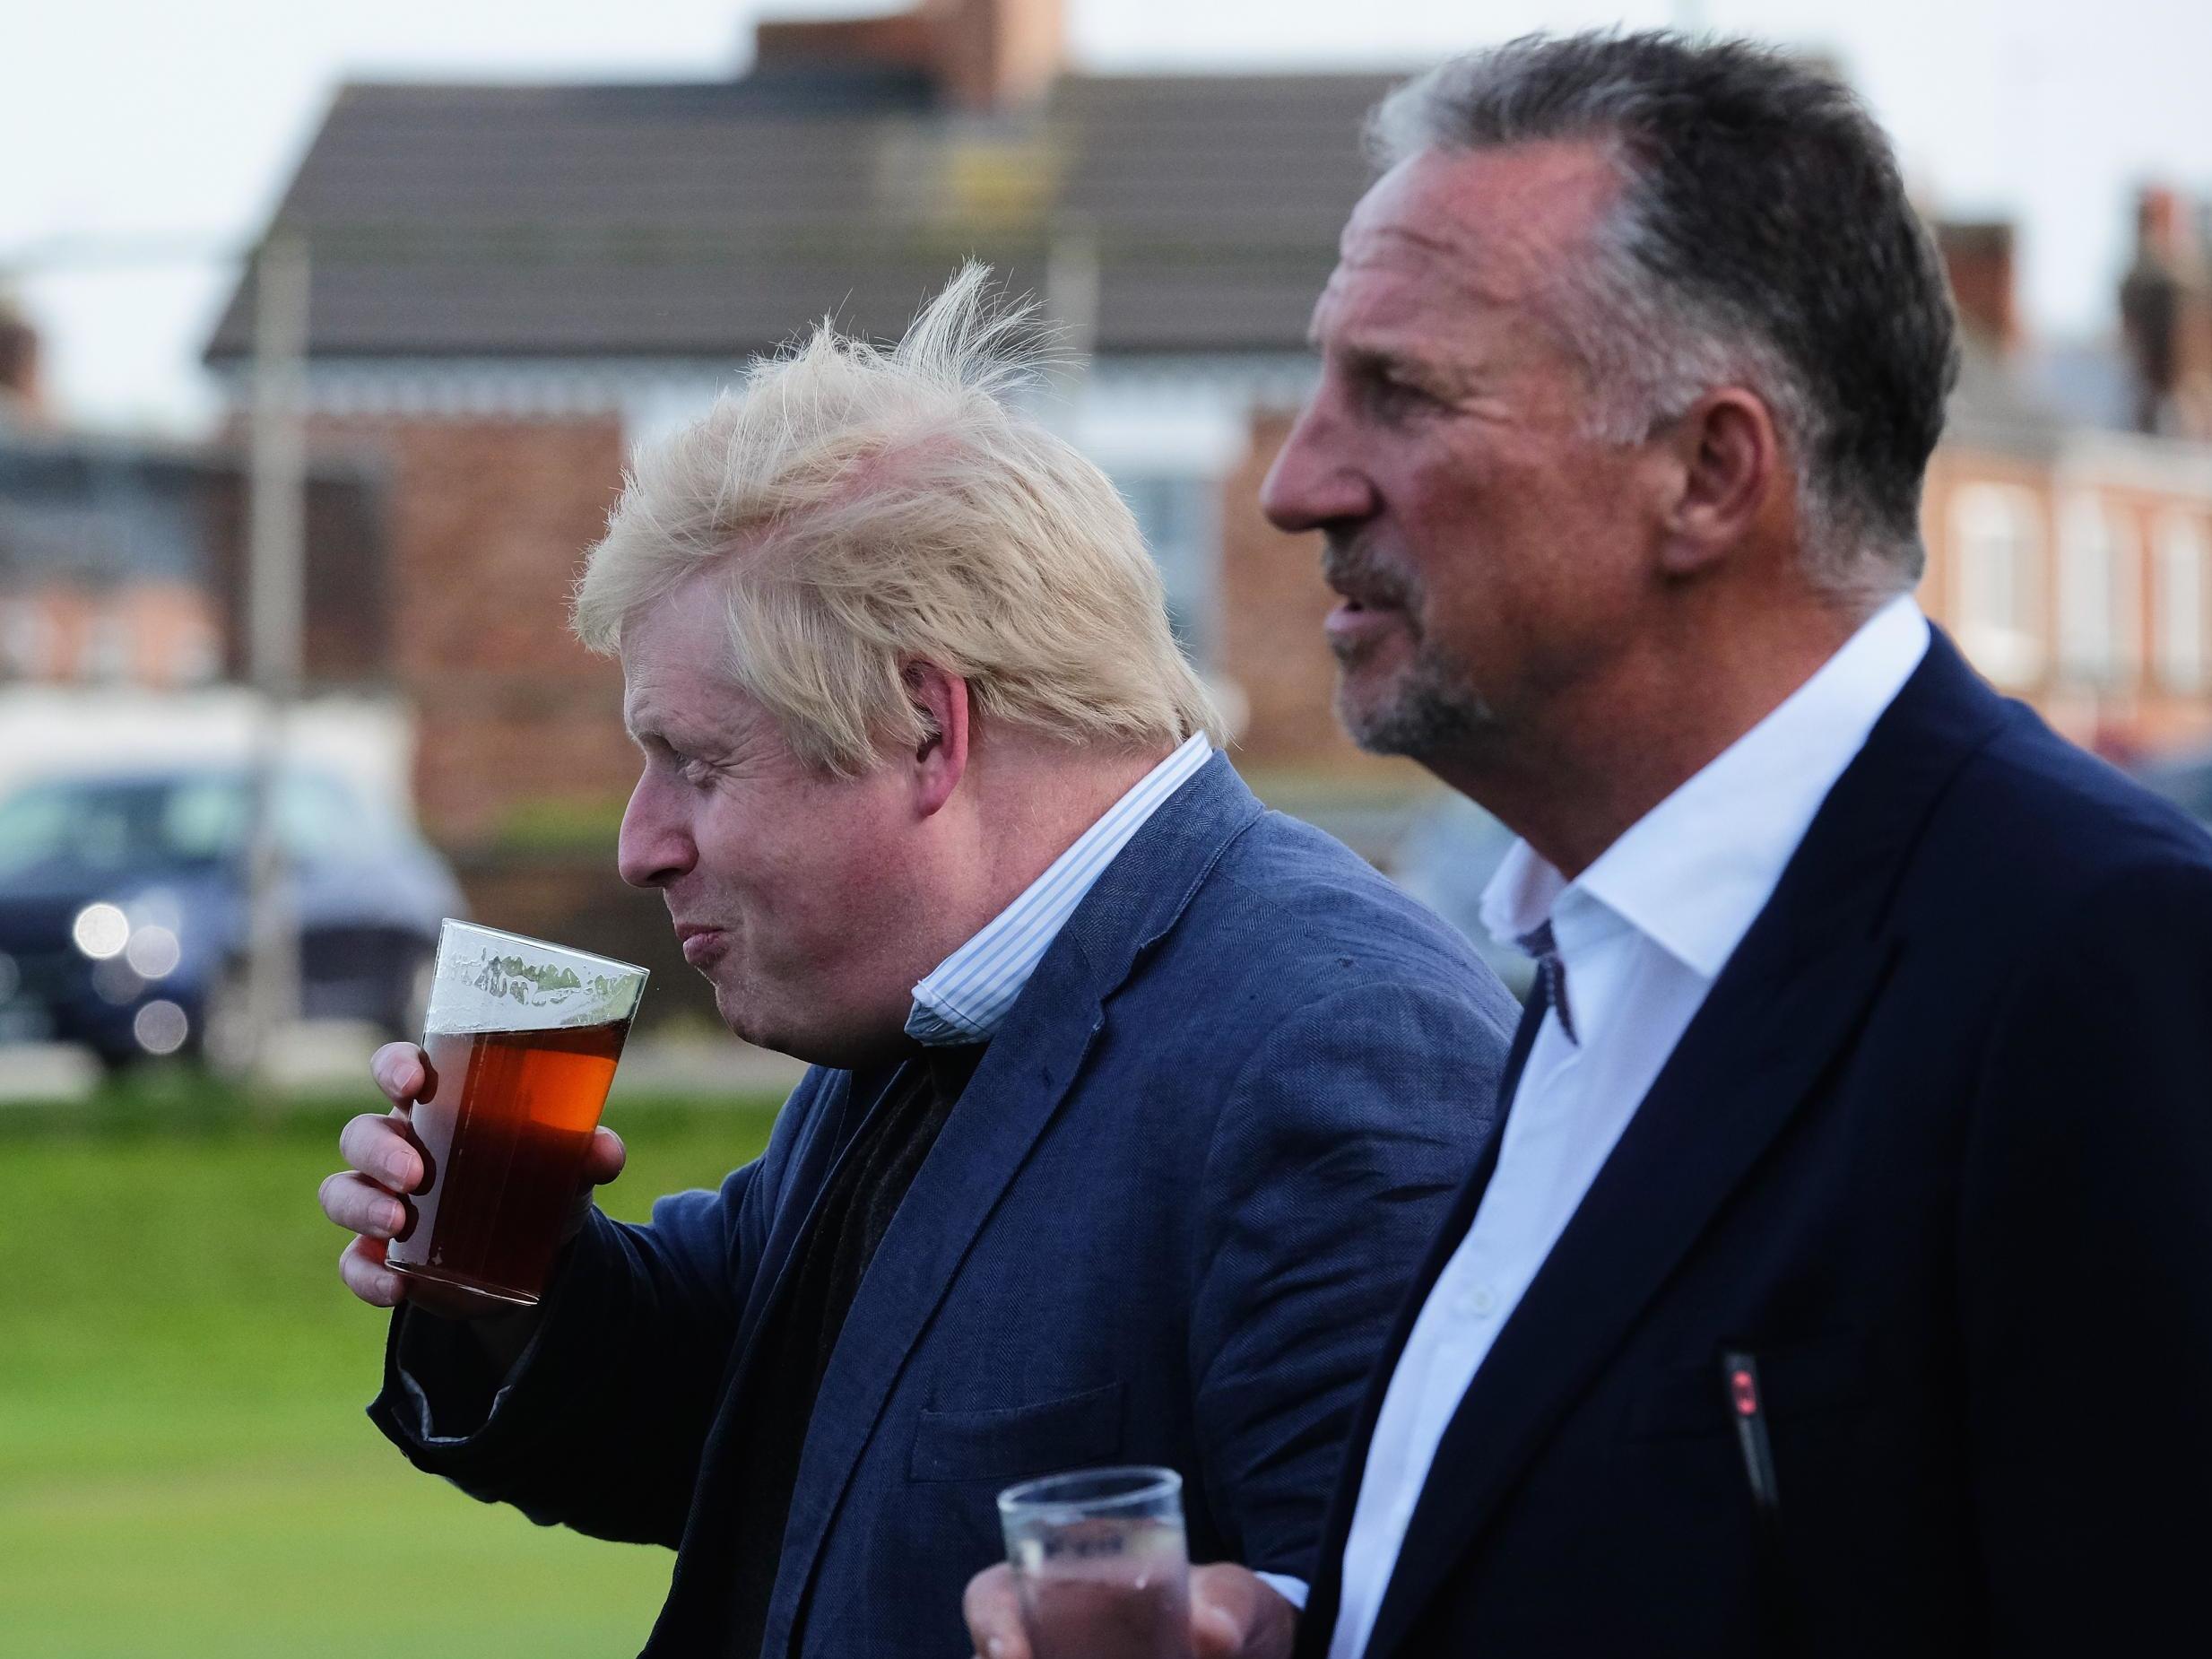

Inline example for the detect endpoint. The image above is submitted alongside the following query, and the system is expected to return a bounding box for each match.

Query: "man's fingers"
[583,1125,625,1186]
[336,1111,425,1195]
[318,1169,411,1239]
[369,1040,432,1107]
[961,1563,1030,1659]
[1190,1565,1297,1659]
[339,1235,405,1307]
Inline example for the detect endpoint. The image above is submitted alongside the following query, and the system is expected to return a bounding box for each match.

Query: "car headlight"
[71,902,131,960]
[72,895,185,980]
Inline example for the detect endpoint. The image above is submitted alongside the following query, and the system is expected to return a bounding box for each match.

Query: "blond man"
[320,268,1517,1659]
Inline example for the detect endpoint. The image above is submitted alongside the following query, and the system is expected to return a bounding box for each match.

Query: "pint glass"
[384,920,647,1306]
[998,1467,1194,1659]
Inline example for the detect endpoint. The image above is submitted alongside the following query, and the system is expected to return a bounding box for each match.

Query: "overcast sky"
[5,0,2208,432]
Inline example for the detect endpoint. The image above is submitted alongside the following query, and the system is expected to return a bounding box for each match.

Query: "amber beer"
[384,920,648,1307]
[387,1020,631,1304]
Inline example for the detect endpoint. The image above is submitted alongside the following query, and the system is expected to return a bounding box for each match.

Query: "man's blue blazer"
[369,754,1519,1657]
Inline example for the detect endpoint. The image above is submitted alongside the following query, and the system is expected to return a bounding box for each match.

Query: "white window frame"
[1951,483,2046,689]
[2056,492,2140,688]
[81,609,132,682]
[2155,514,2212,693]
[0,597,56,679]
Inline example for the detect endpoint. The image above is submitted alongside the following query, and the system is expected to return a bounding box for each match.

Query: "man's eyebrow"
[1333,339,1463,389]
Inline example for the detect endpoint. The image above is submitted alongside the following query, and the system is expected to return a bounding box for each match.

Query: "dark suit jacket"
[369,755,1519,1658]
[1296,632,2212,1658]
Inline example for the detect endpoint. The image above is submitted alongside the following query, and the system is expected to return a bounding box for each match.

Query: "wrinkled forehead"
[1314,142,1625,341]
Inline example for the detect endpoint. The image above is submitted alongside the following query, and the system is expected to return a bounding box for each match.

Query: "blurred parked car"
[0,766,463,1069]
[1388,791,1536,1001]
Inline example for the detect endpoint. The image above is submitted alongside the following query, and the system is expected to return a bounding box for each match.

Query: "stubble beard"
[1331,627,1498,760]
[1323,534,1497,760]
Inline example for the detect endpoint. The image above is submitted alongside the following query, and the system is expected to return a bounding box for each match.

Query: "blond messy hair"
[571,265,1224,776]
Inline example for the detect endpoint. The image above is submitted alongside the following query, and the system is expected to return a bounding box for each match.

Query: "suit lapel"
[758,756,1266,1653]
[1358,631,2010,1658]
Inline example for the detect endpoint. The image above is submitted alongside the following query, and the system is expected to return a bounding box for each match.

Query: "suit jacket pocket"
[909,1381,1124,1484]
[1625,1333,1874,1440]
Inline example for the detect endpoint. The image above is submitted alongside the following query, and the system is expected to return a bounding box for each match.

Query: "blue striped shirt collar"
[905,733,1215,1046]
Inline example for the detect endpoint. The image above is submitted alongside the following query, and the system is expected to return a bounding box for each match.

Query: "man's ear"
[902,659,969,818]
[1652,387,1780,579]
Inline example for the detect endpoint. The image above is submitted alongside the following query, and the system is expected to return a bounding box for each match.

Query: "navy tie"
[1516,920,1577,1045]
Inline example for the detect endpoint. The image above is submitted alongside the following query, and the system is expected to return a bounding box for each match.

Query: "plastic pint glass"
[384,920,647,1306]
[998,1467,1195,1659]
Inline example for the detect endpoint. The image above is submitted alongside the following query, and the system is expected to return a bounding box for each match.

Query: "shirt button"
[1466,1286,1496,1316]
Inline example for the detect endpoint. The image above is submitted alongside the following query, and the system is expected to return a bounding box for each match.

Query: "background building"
[197,0,2212,874]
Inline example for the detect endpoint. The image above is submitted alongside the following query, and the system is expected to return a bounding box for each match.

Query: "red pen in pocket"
[1722,1350,1781,1515]
[1721,1349,1791,1642]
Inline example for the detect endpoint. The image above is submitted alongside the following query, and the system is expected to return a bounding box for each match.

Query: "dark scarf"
[724,1042,990,1656]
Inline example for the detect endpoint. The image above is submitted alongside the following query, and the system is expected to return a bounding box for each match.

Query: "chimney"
[924,0,1063,111]
[0,295,46,425]
[754,0,1063,111]
[2121,185,2212,439]
[1935,220,2019,351]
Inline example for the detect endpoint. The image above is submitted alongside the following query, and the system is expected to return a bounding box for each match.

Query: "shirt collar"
[905,732,1214,1045]
[1479,595,1930,982]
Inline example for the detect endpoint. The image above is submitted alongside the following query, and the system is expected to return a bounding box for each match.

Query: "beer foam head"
[424,922,646,1035]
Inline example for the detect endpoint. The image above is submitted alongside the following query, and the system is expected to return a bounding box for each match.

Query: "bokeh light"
[71,902,130,960]
[132,1000,189,1055]
[124,925,181,979]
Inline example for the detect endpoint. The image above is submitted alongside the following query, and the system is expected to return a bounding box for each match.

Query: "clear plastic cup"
[998,1466,1194,1659]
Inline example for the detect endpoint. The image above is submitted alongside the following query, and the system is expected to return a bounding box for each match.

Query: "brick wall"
[1921,446,2212,759]
[0,580,219,684]
[308,413,639,841]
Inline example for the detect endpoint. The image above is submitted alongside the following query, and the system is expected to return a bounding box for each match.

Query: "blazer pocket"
[1625,1334,1874,1441]
[909,1381,1124,1485]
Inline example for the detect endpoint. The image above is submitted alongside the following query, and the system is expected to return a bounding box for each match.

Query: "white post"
[1045,215,1099,417]
[241,232,308,1085]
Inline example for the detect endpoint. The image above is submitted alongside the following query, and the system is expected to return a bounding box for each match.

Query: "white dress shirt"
[902,731,1312,1610]
[1326,595,1930,1658]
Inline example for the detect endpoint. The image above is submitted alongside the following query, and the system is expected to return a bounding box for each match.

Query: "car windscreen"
[0,777,252,878]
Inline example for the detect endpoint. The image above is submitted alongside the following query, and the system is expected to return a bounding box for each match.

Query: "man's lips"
[673,923,726,967]
[1323,593,1407,656]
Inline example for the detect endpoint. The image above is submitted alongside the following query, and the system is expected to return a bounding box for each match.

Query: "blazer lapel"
[1360,631,2010,1658]
[759,755,1267,1654]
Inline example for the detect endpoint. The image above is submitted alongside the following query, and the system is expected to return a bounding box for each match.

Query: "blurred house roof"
[1945,336,2074,460]
[204,67,1400,364]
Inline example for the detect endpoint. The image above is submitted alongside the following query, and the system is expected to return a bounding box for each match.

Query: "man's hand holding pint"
[319,1039,626,1321]
[962,1561,1296,1659]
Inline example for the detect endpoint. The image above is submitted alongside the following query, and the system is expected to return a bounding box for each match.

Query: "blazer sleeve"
[365,1070,827,1548]
[1185,976,1511,1585]
[1958,857,2212,1651]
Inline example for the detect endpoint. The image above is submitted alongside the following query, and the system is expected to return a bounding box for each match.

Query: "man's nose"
[616,775,693,890]
[1259,394,1375,535]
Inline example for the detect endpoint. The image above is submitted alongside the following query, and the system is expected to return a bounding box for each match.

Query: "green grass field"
[0,1083,783,1658]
